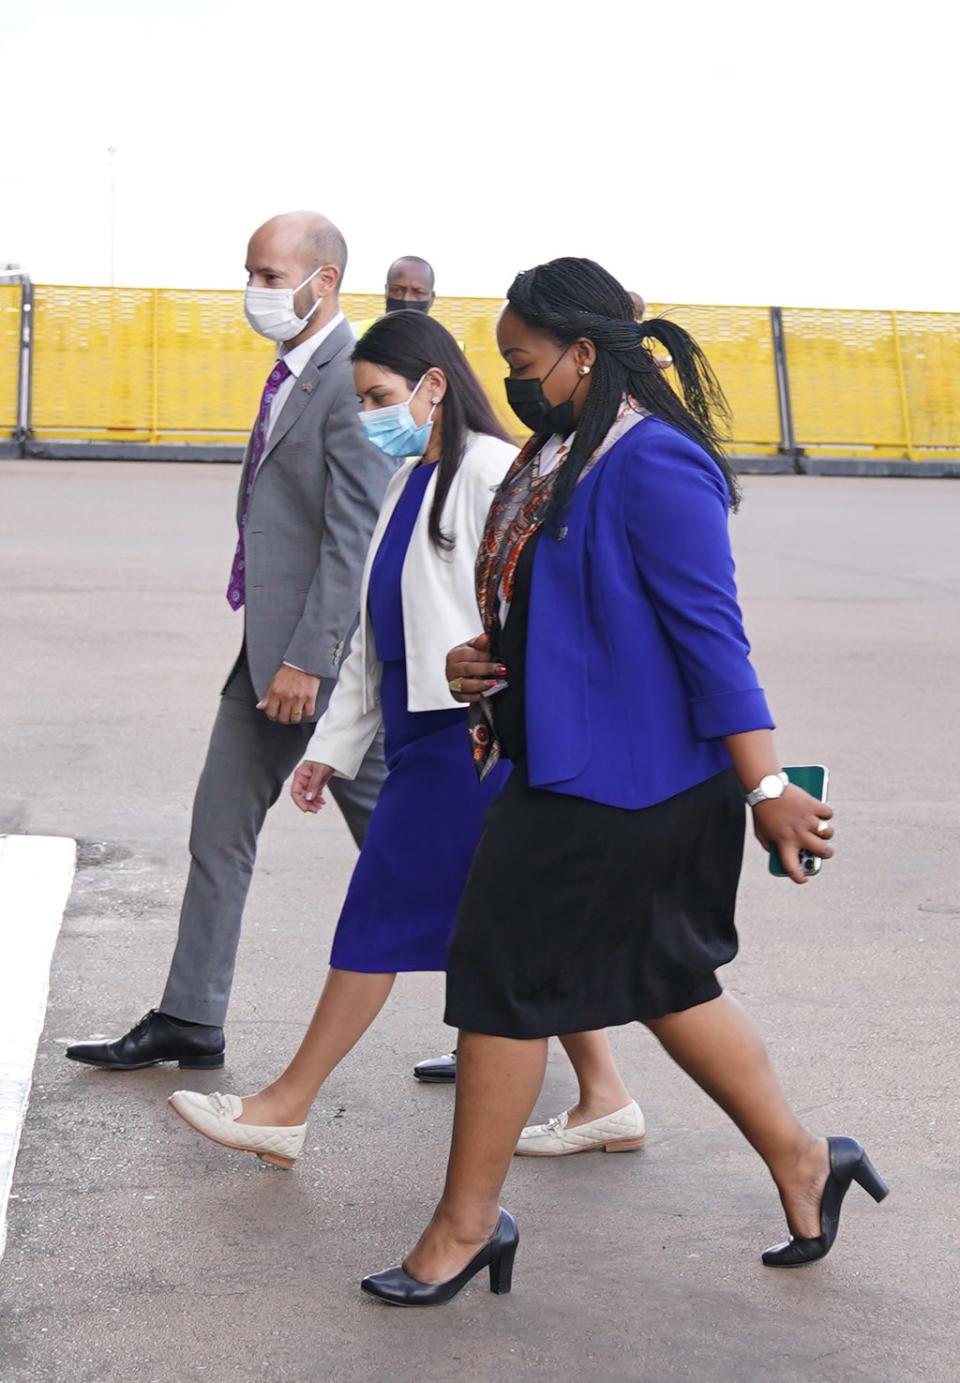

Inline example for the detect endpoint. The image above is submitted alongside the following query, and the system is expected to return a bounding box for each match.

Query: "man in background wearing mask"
[384,256,435,313]
[67,211,395,1073]
[352,256,436,339]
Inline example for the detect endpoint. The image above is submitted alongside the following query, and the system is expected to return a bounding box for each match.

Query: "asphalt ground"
[0,461,958,1382]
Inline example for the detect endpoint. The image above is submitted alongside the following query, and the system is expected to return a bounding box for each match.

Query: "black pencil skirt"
[444,764,745,1039]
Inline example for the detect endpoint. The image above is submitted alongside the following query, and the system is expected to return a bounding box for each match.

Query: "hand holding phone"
[481,679,509,700]
[758,765,833,883]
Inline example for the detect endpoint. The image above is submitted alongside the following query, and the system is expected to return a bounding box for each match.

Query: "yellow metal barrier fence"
[2,284,957,459]
[781,308,960,460]
[649,303,782,454]
[29,286,274,444]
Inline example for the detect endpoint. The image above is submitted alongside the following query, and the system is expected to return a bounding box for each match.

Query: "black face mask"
[385,297,431,314]
[504,346,580,434]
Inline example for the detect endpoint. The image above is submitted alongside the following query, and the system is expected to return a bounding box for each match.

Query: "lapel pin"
[300,380,313,393]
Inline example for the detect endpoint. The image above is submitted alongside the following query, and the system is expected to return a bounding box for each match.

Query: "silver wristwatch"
[745,771,789,807]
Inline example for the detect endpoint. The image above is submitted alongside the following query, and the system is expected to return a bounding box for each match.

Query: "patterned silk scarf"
[469,398,647,780]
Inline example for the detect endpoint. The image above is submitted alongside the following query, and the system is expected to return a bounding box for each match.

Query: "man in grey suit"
[67,211,395,1072]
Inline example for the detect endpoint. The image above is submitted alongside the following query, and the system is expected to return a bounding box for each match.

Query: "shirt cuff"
[282,660,307,673]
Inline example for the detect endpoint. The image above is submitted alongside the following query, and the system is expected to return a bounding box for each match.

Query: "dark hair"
[505,257,739,526]
[353,311,511,550]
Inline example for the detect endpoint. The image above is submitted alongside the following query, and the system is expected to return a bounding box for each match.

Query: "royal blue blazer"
[523,416,774,809]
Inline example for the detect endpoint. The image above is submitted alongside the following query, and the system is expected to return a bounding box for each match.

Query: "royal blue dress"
[330,462,511,973]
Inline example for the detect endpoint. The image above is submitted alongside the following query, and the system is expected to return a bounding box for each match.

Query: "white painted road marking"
[0,835,76,1261]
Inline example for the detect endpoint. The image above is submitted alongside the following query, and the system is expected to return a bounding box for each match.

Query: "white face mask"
[243,266,324,342]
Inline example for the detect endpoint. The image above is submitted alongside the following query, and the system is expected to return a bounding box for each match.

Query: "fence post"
[769,306,802,471]
[889,311,916,462]
[150,287,160,444]
[15,275,34,452]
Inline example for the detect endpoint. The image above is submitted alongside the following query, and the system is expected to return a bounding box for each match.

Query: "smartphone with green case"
[768,765,830,878]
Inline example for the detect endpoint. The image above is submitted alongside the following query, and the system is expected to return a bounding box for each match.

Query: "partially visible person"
[166,311,514,1165]
[353,256,437,339]
[385,256,436,313]
[629,288,674,368]
[359,257,886,1308]
[66,212,395,1073]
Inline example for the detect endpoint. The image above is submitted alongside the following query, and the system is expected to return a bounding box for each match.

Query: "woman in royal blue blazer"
[360,258,888,1307]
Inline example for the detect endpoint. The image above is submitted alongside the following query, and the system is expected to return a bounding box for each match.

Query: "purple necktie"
[226,357,293,609]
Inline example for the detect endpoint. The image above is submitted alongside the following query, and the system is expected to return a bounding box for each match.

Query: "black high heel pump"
[361,1209,519,1306]
[763,1135,889,1267]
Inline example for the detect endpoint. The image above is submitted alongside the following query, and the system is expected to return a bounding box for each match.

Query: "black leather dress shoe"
[65,1009,225,1071]
[413,1051,456,1083]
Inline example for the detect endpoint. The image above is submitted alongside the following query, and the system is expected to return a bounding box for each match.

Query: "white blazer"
[305,431,517,779]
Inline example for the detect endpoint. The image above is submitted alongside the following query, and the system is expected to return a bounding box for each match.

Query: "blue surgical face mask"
[359,374,437,458]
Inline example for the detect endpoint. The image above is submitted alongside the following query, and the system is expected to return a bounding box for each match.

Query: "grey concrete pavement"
[0,461,958,1382]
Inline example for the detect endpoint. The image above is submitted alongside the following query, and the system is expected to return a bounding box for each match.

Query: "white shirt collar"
[279,310,346,377]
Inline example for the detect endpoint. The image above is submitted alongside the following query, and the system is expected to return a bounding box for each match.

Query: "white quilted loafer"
[168,1090,306,1169]
[515,1099,645,1157]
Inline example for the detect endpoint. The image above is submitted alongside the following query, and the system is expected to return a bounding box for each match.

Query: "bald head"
[628,290,646,322]
[247,211,348,288]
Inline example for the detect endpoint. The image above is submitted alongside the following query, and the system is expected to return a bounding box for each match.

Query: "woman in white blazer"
[171,312,641,1168]
[169,314,513,1162]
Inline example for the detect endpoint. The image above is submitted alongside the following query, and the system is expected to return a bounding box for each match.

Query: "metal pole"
[15,275,33,451]
[151,287,160,444]
[107,146,117,287]
[889,310,917,462]
[769,306,800,468]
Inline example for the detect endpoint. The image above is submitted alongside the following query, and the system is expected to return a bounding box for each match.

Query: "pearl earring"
[579,365,591,376]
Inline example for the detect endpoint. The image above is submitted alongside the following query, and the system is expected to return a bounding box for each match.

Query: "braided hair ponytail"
[505,258,739,527]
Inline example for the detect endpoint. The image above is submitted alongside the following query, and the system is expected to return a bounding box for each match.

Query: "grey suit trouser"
[160,656,386,1026]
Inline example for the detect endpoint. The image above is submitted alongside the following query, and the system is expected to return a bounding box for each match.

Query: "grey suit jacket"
[231,317,397,716]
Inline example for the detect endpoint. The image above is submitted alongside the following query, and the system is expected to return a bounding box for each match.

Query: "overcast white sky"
[1,0,956,309]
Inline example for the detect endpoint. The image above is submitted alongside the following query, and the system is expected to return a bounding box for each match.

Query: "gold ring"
[448,678,464,694]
